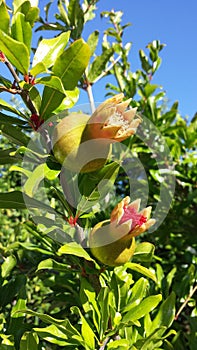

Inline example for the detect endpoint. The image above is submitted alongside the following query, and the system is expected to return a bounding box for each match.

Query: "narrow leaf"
[0,0,10,33]
[122,294,162,323]
[11,12,32,53]
[125,262,157,282]
[0,190,55,213]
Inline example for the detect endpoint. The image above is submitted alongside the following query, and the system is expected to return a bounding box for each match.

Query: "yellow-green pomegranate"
[52,94,141,173]
[89,196,156,266]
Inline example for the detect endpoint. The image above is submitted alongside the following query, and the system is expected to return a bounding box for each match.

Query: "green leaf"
[58,242,93,261]
[0,190,55,213]
[133,242,155,262]
[77,162,119,214]
[0,29,29,74]
[0,0,10,33]
[32,32,70,69]
[149,292,176,333]
[52,38,91,90]
[33,324,81,346]
[28,86,41,111]
[87,30,99,56]
[123,278,149,312]
[0,74,12,88]
[68,0,84,39]
[23,163,60,197]
[53,87,79,112]
[36,75,66,94]
[0,147,22,164]
[144,84,158,98]
[0,123,30,146]
[122,294,162,323]
[11,12,32,53]
[0,98,26,118]
[125,262,157,282]
[107,339,130,349]
[39,86,65,119]
[15,308,83,345]
[71,306,95,349]
[30,62,46,76]
[87,48,114,83]
[20,332,39,350]
[0,112,27,126]
[36,258,68,272]
[1,255,17,279]
[25,6,40,25]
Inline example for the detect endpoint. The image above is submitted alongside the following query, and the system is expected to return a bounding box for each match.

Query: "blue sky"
[2,0,197,120]
[79,0,197,119]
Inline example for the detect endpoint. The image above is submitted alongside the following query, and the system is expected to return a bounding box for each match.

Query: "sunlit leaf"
[0,29,29,74]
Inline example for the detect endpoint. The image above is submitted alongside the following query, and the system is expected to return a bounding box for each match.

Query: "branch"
[93,55,122,84]
[86,83,95,113]
[174,284,197,320]
[2,53,38,115]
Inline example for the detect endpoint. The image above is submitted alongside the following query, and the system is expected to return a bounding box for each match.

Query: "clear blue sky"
[79,0,197,119]
[2,0,197,120]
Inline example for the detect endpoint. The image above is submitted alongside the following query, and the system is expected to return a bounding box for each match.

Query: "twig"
[99,337,110,350]
[86,82,95,113]
[3,53,38,115]
[174,285,197,320]
[93,55,122,84]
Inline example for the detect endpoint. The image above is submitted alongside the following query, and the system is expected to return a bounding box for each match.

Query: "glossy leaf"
[149,292,176,333]
[30,62,46,76]
[33,324,80,346]
[0,29,29,74]
[0,98,27,118]
[123,277,149,312]
[20,332,39,350]
[0,123,30,146]
[0,190,55,213]
[36,258,68,272]
[32,32,70,69]
[67,0,84,39]
[11,12,32,52]
[52,38,91,90]
[39,86,65,119]
[16,308,83,345]
[0,0,10,33]
[133,242,155,262]
[107,339,130,349]
[0,148,22,165]
[71,306,95,349]
[25,6,40,25]
[36,75,66,94]
[87,30,99,55]
[1,255,17,279]
[87,48,114,83]
[28,86,42,111]
[122,294,162,323]
[54,87,79,111]
[125,262,157,282]
[58,242,94,261]
[24,163,60,197]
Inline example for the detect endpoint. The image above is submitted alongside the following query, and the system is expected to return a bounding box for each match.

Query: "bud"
[89,196,156,266]
[52,94,141,173]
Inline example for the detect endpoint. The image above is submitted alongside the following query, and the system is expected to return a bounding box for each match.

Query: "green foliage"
[0,1,196,349]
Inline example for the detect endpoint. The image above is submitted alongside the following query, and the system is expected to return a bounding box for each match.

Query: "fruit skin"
[89,196,156,267]
[52,94,140,173]
[89,220,136,267]
[52,113,111,173]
